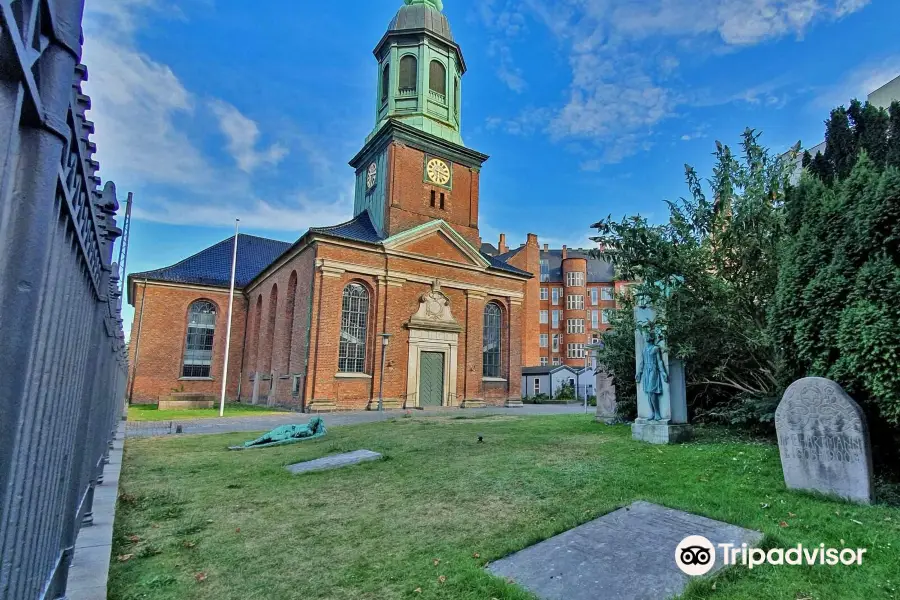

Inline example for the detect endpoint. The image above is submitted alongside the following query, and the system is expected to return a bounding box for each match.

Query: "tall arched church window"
[182,300,216,378]
[483,302,502,378]
[381,64,390,104]
[339,283,370,373]
[429,60,446,97]
[399,55,418,93]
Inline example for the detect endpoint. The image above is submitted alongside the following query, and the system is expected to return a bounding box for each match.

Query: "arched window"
[381,64,390,104]
[182,300,216,378]
[399,55,417,92]
[429,60,446,97]
[454,77,460,117]
[483,302,502,378]
[339,283,369,373]
[283,271,298,372]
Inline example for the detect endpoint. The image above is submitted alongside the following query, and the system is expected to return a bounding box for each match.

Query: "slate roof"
[482,252,532,277]
[480,242,498,256]
[308,210,384,244]
[388,3,454,43]
[522,365,578,376]
[541,249,615,283]
[129,234,292,298]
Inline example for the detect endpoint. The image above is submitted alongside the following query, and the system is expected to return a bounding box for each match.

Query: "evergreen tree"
[823,106,856,180]
[848,99,890,166]
[888,101,900,169]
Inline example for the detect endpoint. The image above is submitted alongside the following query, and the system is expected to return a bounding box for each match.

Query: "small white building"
[522,365,594,400]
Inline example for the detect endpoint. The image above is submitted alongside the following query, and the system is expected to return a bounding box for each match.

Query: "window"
[551,287,560,305]
[566,295,585,310]
[591,288,599,305]
[182,300,216,378]
[439,192,445,209]
[430,190,436,207]
[567,319,585,334]
[566,271,584,287]
[339,283,369,373]
[540,334,548,348]
[399,55,417,92]
[539,310,548,324]
[552,357,561,366]
[381,64,390,104]
[591,310,599,329]
[591,334,602,345]
[551,310,560,329]
[601,287,614,301]
[602,309,612,324]
[552,333,560,353]
[567,343,585,359]
[540,259,550,282]
[533,378,541,395]
[429,60,447,96]
[540,357,548,366]
[540,287,549,301]
[483,302,502,378]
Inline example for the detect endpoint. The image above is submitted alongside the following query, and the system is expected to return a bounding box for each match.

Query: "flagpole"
[219,219,240,417]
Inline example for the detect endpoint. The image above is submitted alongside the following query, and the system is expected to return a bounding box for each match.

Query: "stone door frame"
[406,328,459,408]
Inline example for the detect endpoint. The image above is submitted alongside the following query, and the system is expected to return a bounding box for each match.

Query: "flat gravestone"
[488,501,761,600]
[775,377,874,504]
[285,450,382,475]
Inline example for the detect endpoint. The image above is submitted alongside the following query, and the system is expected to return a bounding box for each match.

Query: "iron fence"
[0,1,128,598]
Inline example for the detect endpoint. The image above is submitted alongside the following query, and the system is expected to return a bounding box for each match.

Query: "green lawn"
[127,403,287,422]
[109,415,900,600]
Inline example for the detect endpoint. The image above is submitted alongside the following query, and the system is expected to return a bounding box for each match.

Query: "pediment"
[382,220,490,268]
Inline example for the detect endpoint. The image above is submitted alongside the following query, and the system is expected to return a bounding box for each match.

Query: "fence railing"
[0,1,128,598]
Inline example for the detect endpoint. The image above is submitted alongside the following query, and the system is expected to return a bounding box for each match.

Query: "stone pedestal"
[631,419,693,444]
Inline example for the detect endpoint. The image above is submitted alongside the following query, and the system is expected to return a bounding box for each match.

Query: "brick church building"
[127,0,619,411]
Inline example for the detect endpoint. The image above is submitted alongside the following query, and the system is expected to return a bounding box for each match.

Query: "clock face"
[426,158,451,186]
[366,162,377,189]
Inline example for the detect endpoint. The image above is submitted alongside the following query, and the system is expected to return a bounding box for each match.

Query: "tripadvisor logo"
[675,536,868,576]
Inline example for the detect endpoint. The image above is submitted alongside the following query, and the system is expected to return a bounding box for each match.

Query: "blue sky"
[81,0,899,337]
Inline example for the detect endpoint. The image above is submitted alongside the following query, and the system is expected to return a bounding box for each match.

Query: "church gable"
[382,220,490,268]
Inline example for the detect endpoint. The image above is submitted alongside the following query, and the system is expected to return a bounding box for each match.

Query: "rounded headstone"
[775,377,874,504]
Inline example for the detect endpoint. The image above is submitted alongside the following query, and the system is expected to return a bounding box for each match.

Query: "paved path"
[125,404,588,438]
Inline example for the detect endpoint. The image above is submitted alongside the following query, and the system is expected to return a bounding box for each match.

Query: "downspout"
[127,279,148,404]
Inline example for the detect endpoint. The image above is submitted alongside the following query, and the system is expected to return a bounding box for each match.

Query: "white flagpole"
[219,219,240,417]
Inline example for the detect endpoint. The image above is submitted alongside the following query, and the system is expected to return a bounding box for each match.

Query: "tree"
[824,106,856,181]
[591,129,796,425]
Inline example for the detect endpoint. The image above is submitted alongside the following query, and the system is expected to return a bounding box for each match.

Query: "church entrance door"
[419,352,445,407]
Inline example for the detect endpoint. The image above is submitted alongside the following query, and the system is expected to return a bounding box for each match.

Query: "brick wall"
[384,142,482,248]
[127,282,247,404]
[505,234,540,367]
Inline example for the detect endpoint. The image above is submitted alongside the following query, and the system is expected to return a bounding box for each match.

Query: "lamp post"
[377,333,392,412]
[585,343,603,415]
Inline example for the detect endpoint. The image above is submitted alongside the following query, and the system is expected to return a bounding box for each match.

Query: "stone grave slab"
[285,450,382,475]
[487,501,761,600]
[775,377,874,504]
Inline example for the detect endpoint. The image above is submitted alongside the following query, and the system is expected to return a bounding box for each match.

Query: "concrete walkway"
[67,422,125,600]
[125,404,588,438]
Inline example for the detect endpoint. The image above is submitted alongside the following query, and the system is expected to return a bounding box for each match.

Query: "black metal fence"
[0,1,128,598]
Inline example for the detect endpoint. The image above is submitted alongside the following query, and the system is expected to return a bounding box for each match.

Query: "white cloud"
[814,55,900,109]
[484,0,871,165]
[81,0,351,237]
[209,100,289,173]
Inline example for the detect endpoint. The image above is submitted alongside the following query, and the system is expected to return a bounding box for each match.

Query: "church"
[127,0,618,410]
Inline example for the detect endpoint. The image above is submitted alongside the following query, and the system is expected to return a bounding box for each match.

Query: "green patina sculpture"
[405,0,444,10]
[636,329,669,421]
[228,417,327,450]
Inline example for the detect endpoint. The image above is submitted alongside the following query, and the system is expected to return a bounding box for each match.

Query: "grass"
[109,415,900,600]
[127,403,287,422]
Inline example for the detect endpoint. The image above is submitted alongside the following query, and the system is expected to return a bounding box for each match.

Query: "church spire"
[369,0,465,146]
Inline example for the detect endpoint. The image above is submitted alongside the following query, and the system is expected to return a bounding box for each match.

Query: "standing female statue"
[636,329,669,421]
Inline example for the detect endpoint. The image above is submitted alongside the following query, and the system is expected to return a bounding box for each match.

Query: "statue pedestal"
[631,418,693,445]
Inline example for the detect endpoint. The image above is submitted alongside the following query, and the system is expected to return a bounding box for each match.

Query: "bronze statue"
[636,329,668,421]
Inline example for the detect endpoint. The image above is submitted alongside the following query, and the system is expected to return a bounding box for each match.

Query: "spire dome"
[388,0,454,43]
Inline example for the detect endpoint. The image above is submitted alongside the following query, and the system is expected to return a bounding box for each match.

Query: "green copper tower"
[369,0,465,145]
